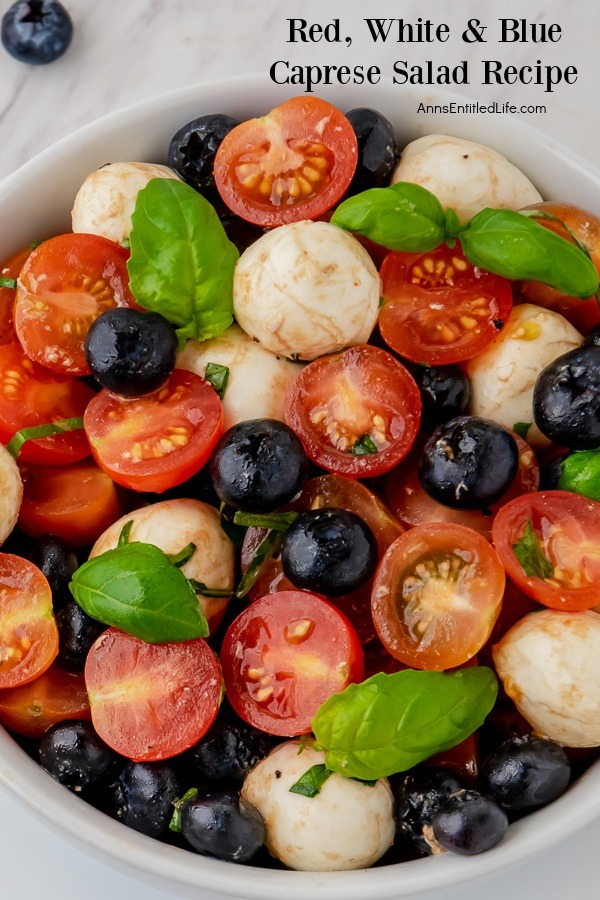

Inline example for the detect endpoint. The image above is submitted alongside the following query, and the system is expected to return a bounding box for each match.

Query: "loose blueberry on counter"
[84,308,178,397]
[210,419,308,513]
[108,762,180,838]
[481,734,571,810]
[56,600,106,673]
[393,769,466,854]
[533,345,600,450]
[414,365,471,428]
[35,536,78,609]
[40,721,119,791]
[418,416,519,510]
[1,0,72,64]
[178,791,265,862]
[281,507,378,597]
[345,108,400,194]
[168,114,239,201]
[431,789,508,855]
[193,719,271,783]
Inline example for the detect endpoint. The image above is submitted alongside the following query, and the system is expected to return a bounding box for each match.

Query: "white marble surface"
[0,0,599,897]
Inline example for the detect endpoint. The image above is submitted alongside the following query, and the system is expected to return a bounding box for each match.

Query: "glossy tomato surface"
[84,369,223,492]
[214,97,357,226]
[0,664,90,738]
[371,523,505,670]
[220,591,364,736]
[492,490,600,611]
[85,629,221,761]
[0,246,30,345]
[0,343,93,465]
[18,460,124,547]
[379,245,513,364]
[285,344,421,478]
[15,234,136,377]
[0,555,58,689]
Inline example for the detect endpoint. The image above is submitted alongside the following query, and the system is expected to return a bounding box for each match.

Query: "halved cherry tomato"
[379,245,513,364]
[15,234,136,376]
[85,628,221,761]
[0,555,58,689]
[285,345,421,478]
[83,369,223,493]
[0,664,90,738]
[214,97,357,226]
[519,202,600,334]
[220,591,364,736]
[492,491,600,611]
[385,433,539,541]
[371,523,505,670]
[0,343,93,465]
[18,460,124,547]
[0,246,31,345]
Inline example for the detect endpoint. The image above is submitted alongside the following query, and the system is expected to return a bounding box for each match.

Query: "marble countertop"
[0,0,599,898]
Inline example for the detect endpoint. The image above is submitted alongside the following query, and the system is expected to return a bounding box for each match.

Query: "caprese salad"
[0,95,599,872]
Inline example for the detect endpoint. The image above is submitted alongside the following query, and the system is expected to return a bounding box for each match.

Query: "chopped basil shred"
[235,530,284,600]
[204,362,230,398]
[117,520,134,547]
[512,520,554,580]
[513,422,532,440]
[188,579,231,598]
[166,542,196,568]
[6,416,84,459]
[0,277,16,289]
[289,764,333,798]
[349,435,378,456]
[233,510,299,532]
[169,788,198,833]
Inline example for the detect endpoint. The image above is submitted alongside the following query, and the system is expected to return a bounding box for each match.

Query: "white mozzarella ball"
[241,741,395,871]
[392,134,542,223]
[0,444,22,545]
[233,221,380,360]
[494,609,600,747]
[177,324,302,430]
[464,304,582,448]
[90,499,234,632]
[71,162,181,244]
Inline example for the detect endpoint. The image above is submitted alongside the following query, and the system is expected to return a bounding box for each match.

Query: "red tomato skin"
[285,345,421,478]
[85,629,222,761]
[214,97,358,227]
[0,664,90,738]
[83,370,224,493]
[492,490,600,611]
[0,246,30,346]
[220,591,364,737]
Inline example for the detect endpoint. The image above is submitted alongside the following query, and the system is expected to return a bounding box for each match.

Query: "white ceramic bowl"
[1,74,599,900]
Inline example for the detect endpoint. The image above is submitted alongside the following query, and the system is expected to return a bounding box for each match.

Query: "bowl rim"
[0,72,599,899]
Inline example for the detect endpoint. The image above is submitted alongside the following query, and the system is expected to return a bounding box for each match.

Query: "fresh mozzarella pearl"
[177,324,302,430]
[0,444,22,545]
[241,741,395,871]
[233,221,380,360]
[392,135,542,223]
[90,499,234,632]
[494,609,600,748]
[464,304,582,448]
[71,162,181,244]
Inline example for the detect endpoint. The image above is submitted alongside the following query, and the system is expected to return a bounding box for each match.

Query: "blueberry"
[210,419,308,513]
[193,719,270,783]
[40,721,119,790]
[281,507,377,597]
[539,453,568,490]
[56,600,105,672]
[34,536,78,609]
[432,789,508,855]
[345,108,400,194]
[84,308,178,397]
[179,791,265,862]
[414,365,471,428]
[533,345,600,449]
[583,324,600,347]
[393,769,465,854]
[1,0,72,64]
[481,734,571,810]
[168,114,239,201]
[418,416,519,509]
[109,762,180,838]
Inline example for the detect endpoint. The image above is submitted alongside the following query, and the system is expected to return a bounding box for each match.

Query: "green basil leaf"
[169,787,198,832]
[0,277,16,289]
[512,520,554,579]
[558,450,600,501]
[289,764,333,798]
[232,510,299,532]
[128,179,238,346]
[117,520,133,547]
[204,362,230,399]
[331,182,446,252]
[513,422,532,440]
[459,209,599,298]
[312,667,498,781]
[6,417,84,459]
[69,542,209,642]
[349,435,378,456]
